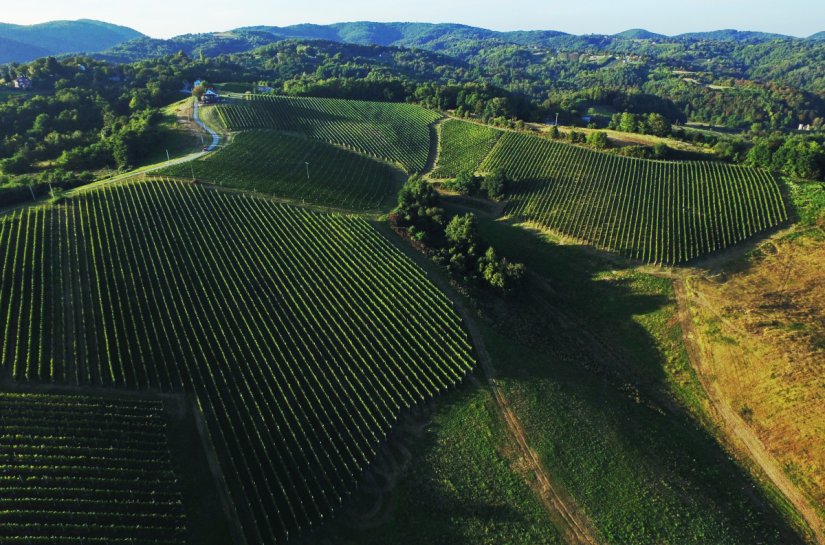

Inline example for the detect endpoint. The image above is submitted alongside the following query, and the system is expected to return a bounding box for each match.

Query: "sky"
[2,0,823,38]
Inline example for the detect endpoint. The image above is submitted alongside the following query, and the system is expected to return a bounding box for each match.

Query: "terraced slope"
[432,119,502,178]
[0,179,476,544]
[480,132,787,264]
[161,131,399,210]
[211,94,441,172]
[0,393,186,545]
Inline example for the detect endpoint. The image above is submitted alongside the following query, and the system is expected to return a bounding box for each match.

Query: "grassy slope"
[473,219,804,545]
[684,179,825,527]
[313,383,563,545]
[320,212,804,545]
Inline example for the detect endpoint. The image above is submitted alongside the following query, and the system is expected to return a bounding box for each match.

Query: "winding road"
[194,98,221,151]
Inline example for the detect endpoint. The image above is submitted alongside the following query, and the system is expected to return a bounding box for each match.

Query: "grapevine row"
[480,131,787,264]
[0,393,186,544]
[0,179,476,544]
[211,94,440,173]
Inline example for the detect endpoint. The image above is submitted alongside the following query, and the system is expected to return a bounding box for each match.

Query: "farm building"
[13,76,31,90]
[201,88,220,104]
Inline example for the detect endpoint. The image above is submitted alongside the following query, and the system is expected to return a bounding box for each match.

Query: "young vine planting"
[211,94,441,173]
[0,392,186,545]
[432,119,502,179]
[481,132,787,264]
[160,130,399,210]
[0,179,476,544]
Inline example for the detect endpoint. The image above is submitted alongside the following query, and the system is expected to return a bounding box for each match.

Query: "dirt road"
[673,277,824,545]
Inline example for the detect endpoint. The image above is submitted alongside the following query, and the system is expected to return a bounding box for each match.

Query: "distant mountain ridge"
[4,19,825,65]
[0,19,144,63]
[673,29,793,42]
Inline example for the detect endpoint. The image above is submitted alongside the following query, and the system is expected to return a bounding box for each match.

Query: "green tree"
[448,170,480,194]
[646,113,670,137]
[586,131,609,149]
[395,174,445,234]
[445,213,480,253]
[477,247,526,294]
[481,168,510,201]
[619,112,638,133]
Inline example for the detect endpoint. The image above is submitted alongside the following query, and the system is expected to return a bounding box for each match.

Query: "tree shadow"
[473,218,809,545]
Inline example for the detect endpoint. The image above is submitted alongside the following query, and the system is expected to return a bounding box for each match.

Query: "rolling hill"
[613,28,667,40]
[0,19,143,62]
[90,21,823,64]
[0,178,476,544]
[674,29,792,42]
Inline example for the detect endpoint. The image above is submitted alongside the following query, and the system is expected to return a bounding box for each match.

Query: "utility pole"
[555,112,559,126]
[305,162,310,181]
[166,149,170,163]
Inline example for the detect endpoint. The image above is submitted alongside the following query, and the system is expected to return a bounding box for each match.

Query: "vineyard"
[0,178,476,544]
[211,94,441,173]
[480,132,788,264]
[432,119,502,179]
[160,131,400,210]
[0,392,186,544]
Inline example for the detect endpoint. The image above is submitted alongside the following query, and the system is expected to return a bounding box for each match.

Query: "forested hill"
[92,21,825,64]
[0,19,144,63]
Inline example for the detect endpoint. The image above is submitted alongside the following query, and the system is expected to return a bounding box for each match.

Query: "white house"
[13,76,32,90]
[201,88,220,104]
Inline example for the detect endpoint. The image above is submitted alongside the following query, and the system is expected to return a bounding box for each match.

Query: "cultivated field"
[479,132,787,264]
[0,393,187,544]
[0,179,476,544]
[212,94,441,173]
[161,130,400,210]
[431,119,501,178]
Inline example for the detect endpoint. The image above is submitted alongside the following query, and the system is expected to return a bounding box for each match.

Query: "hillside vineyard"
[0,179,476,543]
[0,393,187,544]
[161,130,399,210]
[432,119,502,179]
[211,94,441,173]
[480,132,788,264]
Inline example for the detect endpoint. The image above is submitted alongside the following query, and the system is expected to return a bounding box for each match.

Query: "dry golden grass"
[687,232,825,524]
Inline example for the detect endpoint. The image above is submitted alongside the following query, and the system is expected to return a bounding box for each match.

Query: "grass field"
[431,119,502,179]
[684,180,825,529]
[160,130,401,210]
[0,392,187,544]
[480,131,787,264]
[311,384,563,545]
[471,218,805,545]
[0,178,476,544]
[212,94,441,173]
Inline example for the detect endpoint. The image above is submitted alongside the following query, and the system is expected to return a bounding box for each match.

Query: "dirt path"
[193,99,221,151]
[461,304,601,545]
[422,118,445,176]
[673,277,825,545]
[372,222,601,545]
